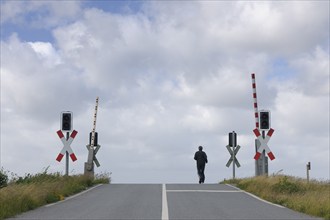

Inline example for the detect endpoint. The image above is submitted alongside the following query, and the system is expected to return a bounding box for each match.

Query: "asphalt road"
[11,184,320,220]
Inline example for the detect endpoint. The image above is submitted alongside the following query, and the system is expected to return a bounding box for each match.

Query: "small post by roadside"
[306,162,311,183]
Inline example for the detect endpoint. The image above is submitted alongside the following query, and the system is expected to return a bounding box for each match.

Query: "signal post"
[84,97,101,178]
[226,131,241,179]
[56,111,78,176]
[255,110,273,176]
[251,73,276,176]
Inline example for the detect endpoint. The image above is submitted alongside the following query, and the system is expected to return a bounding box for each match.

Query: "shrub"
[222,175,330,219]
[272,176,305,194]
[0,169,111,220]
[45,192,61,203]
[0,168,8,188]
[94,172,111,184]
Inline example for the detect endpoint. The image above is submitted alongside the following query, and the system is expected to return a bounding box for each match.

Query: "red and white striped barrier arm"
[90,97,99,147]
[56,130,78,162]
[251,73,259,129]
[253,128,275,160]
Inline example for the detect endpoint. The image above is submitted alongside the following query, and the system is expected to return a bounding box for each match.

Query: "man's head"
[198,146,203,151]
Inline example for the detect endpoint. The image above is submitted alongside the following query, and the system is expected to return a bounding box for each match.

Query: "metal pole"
[262,131,266,176]
[307,164,310,183]
[255,139,259,176]
[306,162,310,183]
[232,131,236,179]
[65,132,69,176]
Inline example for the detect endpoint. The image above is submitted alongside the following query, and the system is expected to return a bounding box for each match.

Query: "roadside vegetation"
[222,175,330,219]
[0,167,110,220]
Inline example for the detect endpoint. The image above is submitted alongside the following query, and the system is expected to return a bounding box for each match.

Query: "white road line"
[225,184,242,191]
[161,184,169,220]
[167,190,240,193]
[243,191,285,208]
[45,184,103,207]
[226,184,285,208]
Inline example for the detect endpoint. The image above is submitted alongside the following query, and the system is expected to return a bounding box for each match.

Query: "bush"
[222,175,330,219]
[14,167,60,185]
[272,176,305,194]
[0,168,8,188]
[45,192,61,203]
[0,169,111,220]
[94,172,111,184]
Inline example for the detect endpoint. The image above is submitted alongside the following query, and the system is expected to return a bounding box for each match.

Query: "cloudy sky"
[1,1,329,183]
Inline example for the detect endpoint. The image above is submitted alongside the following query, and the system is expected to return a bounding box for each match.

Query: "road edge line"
[161,184,169,220]
[167,190,240,193]
[225,184,285,209]
[46,184,103,207]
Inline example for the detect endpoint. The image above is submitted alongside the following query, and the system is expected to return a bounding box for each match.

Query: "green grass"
[222,175,330,219]
[0,171,110,220]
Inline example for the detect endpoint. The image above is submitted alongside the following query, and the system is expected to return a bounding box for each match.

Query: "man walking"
[194,146,208,184]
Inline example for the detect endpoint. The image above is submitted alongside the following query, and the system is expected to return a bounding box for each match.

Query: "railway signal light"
[229,132,237,147]
[89,132,98,146]
[259,110,270,130]
[61,112,72,131]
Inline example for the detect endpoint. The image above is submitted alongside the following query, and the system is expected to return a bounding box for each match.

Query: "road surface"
[10,184,320,219]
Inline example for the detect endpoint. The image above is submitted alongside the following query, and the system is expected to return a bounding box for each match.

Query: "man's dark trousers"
[197,162,205,183]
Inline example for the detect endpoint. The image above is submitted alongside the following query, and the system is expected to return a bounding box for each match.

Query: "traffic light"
[229,131,237,147]
[61,112,72,131]
[259,110,270,130]
[89,132,98,146]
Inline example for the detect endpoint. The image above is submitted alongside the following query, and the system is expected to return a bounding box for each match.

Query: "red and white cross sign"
[56,130,78,162]
[253,128,275,161]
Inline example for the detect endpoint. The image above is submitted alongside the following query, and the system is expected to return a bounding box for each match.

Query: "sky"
[0,1,329,184]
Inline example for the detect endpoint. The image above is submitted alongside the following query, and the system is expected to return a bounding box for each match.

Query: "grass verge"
[222,175,330,219]
[0,171,110,220]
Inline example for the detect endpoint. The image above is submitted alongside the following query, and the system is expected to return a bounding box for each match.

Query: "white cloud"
[1,34,95,122]
[274,91,329,136]
[29,41,62,66]
[0,1,82,28]
[291,46,329,96]
[1,1,329,182]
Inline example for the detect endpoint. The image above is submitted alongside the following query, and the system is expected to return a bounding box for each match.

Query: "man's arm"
[204,152,208,163]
